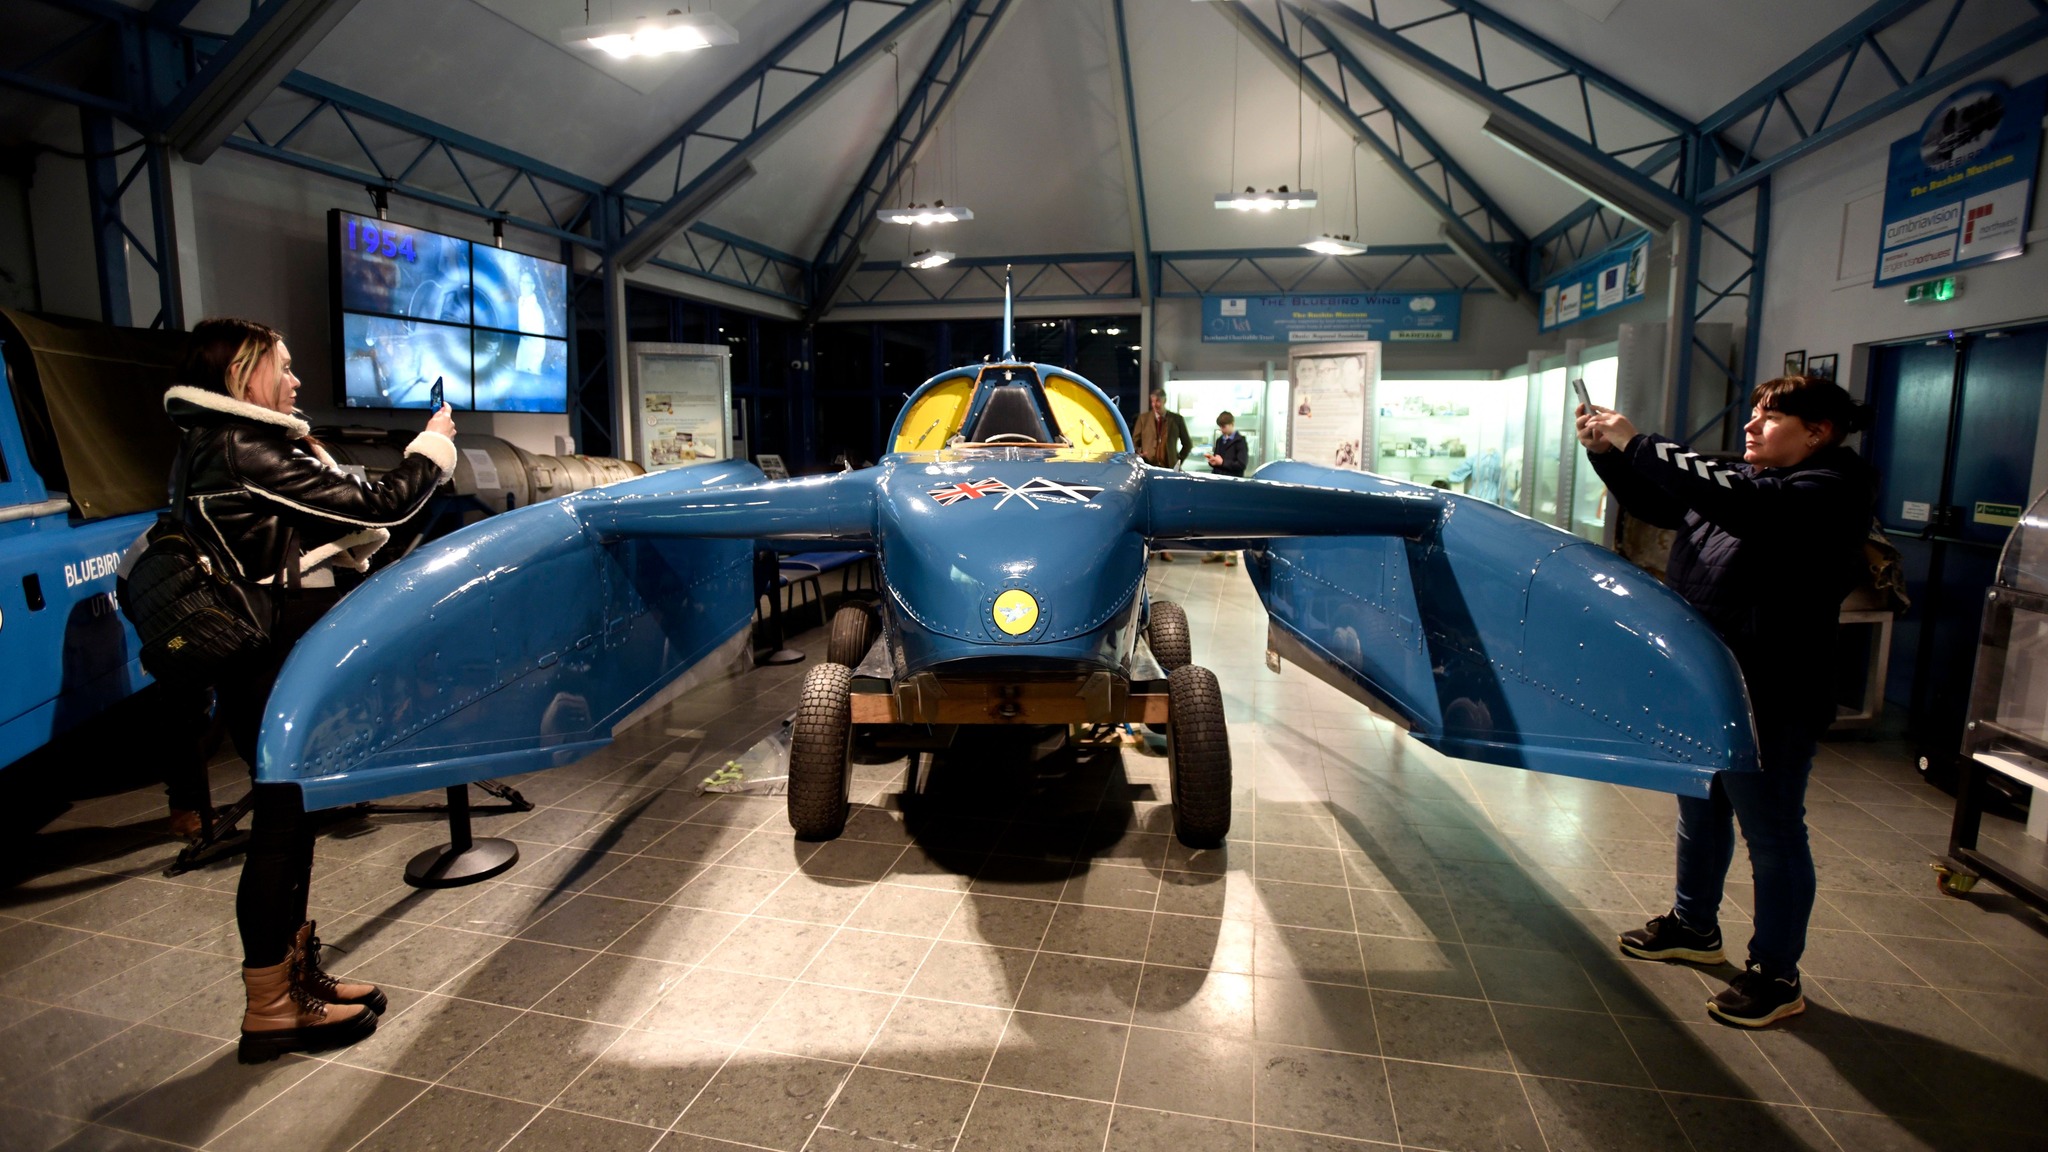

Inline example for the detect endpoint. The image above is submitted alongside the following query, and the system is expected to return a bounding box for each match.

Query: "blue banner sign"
[1201,292,1460,343]
[1875,76,2045,287]
[1540,232,1650,332]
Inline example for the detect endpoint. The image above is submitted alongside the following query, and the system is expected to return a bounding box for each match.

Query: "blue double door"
[1867,324,2048,759]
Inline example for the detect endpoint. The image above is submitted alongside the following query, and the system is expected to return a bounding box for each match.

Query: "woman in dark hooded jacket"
[1579,374,1874,1028]
[164,318,455,1061]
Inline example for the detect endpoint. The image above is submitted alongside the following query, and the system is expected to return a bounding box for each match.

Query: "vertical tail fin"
[1001,263,1014,360]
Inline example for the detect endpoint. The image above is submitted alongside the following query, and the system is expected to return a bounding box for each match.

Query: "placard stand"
[403,786,519,888]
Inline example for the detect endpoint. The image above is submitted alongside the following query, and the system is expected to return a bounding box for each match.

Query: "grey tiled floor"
[5,563,2048,1152]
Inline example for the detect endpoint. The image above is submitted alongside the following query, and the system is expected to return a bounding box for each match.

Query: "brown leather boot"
[292,921,387,1015]
[239,959,375,1063]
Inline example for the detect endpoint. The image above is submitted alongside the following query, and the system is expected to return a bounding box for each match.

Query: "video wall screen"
[330,210,569,412]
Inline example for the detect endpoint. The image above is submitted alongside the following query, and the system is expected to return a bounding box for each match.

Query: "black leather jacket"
[163,386,454,584]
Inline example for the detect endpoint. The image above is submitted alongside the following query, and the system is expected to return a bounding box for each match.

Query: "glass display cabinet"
[1941,487,2048,910]
[1370,374,1529,508]
[1164,377,1268,473]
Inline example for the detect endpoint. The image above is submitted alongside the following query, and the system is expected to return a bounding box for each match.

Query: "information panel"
[629,343,732,470]
[1285,342,1379,472]
[1875,76,2046,287]
[1539,233,1650,332]
[1202,293,1459,343]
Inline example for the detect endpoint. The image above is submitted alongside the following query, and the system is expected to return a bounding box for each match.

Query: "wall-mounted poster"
[1539,232,1650,332]
[1286,342,1380,471]
[629,343,732,471]
[1875,75,2046,287]
[1202,293,1459,343]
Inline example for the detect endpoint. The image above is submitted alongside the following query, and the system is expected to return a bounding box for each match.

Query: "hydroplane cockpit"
[890,363,1129,456]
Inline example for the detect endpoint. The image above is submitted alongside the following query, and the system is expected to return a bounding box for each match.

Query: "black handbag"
[118,444,281,684]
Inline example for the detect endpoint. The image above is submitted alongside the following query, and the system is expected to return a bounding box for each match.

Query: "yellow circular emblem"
[992,589,1039,636]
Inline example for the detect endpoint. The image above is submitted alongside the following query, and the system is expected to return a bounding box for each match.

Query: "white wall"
[1756,42,2048,399]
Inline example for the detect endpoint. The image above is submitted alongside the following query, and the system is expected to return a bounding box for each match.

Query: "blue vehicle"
[255,284,1760,848]
[0,311,184,780]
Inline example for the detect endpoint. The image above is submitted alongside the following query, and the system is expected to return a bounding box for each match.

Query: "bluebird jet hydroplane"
[254,278,1757,847]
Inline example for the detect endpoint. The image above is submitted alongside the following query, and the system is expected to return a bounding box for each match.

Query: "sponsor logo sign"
[1874,76,2045,287]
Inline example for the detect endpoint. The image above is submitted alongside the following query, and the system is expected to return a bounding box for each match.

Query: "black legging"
[217,589,337,969]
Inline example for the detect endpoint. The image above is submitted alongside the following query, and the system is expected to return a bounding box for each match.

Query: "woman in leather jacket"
[1578,375,1874,1029]
[165,318,456,1062]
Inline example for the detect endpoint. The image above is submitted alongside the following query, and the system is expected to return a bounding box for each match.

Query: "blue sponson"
[255,460,765,809]
[1248,460,1757,798]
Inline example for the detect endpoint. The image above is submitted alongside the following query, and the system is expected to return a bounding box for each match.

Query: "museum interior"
[3,1,2048,1150]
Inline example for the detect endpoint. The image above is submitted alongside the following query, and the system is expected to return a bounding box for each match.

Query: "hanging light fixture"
[1215,187,1318,211]
[562,10,739,59]
[1301,235,1367,256]
[1301,139,1365,255]
[877,202,975,225]
[907,249,955,269]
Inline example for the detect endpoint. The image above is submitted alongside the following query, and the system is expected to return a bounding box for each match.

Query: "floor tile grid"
[194,688,832,1152]
[1153,559,1397,1150]
[0,650,827,1150]
[1442,754,1824,1152]
[4,561,2048,1147]
[1174,568,1949,1149]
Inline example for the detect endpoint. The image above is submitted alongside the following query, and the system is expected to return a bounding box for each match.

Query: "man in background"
[1136,388,1191,559]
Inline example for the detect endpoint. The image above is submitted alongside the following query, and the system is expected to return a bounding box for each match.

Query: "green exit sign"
[1904,275,1961,304]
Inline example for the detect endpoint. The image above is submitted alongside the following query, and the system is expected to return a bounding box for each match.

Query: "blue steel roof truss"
[839,253,1136,307]
[608,0,944,263]
[1695,0,2048,204]
[810,0,1014,314]
[1153,246,1485,298]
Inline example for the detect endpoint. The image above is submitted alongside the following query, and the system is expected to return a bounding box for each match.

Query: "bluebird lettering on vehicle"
[64,551,122,588]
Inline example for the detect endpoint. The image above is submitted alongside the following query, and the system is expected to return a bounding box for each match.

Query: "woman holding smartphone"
[164,318,456,1060]
[1577,375,1874,1027]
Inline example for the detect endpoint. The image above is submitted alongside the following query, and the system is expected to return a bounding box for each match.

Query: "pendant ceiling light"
[877,203,975,225]
[1302,139,1365,255]
[1216,187,1318,211]
[907,249,955,269]
[562,10,739,59]
[1216,19,1315,212]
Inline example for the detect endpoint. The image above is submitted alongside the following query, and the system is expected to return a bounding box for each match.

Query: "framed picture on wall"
[1783,350,1806,376]
[1807,353,1838,381]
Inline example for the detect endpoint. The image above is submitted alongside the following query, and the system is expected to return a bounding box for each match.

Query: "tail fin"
[1001,263,1014,360]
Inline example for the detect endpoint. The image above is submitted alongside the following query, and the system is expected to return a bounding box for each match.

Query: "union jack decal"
[929,477,1009,504]
[926,476,1104,509]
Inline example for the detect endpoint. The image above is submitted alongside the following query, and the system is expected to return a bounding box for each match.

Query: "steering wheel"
[982,433,1042,443]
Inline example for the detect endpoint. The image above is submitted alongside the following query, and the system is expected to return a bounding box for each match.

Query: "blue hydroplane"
[258,276,1757,846]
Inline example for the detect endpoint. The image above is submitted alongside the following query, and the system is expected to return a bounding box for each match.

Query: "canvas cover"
[0,309,188,520]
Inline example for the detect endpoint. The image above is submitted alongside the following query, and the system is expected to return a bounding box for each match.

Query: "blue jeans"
[1671,718,1820,980]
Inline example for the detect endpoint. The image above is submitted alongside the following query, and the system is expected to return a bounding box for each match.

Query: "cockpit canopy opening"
[890,363,1130,454]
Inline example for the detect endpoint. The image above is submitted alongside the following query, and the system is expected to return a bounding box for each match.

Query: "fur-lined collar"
[163,385,311,438]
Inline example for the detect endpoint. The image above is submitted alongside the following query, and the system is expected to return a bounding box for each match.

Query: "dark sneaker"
[1708,964,1805,1028]
[1618,913,1725,965]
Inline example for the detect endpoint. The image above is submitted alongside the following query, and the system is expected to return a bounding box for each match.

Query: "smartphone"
[1570,376,1595,414]
[429,376,444,411]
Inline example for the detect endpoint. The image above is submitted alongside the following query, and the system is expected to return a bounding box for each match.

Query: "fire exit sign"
[1904,275,1961,304]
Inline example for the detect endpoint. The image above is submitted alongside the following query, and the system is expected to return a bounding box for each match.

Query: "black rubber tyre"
[1166,664,1231,848]
[1148,599,1191,672]
[827,603,876,667]
[788,663,854,840]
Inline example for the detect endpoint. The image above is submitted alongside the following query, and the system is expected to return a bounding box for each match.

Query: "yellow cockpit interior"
[891,366,1128,454]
